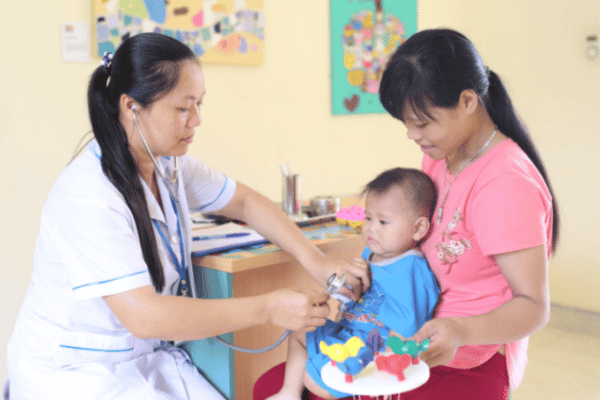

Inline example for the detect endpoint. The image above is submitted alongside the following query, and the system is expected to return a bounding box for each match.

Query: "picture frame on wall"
[93,0,265,66]
[330,0,417,115]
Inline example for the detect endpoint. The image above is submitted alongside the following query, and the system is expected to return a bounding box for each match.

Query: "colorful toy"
[385,337,430,365]
[366,328,385,356]
[375,353,412,381]
[320,336,375,383]
[336,204,365,233]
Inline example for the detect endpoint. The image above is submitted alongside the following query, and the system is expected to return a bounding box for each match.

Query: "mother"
[379,28,560,399]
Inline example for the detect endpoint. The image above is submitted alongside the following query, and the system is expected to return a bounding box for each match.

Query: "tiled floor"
[512,304,600,400]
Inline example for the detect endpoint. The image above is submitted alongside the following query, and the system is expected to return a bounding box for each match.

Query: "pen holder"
[282,174,302,216]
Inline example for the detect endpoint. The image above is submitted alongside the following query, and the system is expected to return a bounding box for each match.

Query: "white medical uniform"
[7,141,236,399]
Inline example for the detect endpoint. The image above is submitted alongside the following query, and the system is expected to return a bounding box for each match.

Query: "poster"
[93,0,264,66]
[330,0,417,115]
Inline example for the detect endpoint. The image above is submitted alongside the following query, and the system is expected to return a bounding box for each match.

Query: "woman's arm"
[411,244,550,367]
[215,182,371,297]
[104,285,331,341]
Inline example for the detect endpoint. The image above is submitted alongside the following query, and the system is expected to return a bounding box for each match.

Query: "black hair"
[87,33,198,292]
[362,167,438,222]
[379,28,560,253]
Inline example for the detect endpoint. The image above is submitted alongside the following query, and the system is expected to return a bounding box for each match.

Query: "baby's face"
[362,186,419,261]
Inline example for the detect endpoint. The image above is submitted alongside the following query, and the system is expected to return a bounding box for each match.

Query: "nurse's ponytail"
[87,33,197,293]
[88,62,165,293]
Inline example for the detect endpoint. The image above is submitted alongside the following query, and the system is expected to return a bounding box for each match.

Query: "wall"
[1,0,599,385]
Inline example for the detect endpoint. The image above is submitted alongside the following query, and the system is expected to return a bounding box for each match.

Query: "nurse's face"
[132,60,205,158]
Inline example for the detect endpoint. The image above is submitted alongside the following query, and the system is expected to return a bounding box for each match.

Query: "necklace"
[436,127,497,224]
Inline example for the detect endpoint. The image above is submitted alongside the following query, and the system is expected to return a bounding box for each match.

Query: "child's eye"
[380,220,388,225]
[364,216,371,221]
[178,108,189,112]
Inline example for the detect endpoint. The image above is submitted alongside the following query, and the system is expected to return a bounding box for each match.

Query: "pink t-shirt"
[420,139,553,389]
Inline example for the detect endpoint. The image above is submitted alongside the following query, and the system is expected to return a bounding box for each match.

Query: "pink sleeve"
[470,173,551,256]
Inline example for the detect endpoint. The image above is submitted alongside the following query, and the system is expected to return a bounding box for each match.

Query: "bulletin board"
[330,0,417,115]
[93,0,265,66]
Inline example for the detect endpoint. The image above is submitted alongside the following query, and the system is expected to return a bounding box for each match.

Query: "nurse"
[6,33,369,399]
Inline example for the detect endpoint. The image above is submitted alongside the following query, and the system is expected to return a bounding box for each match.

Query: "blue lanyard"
[152,195,188,295]
[91,142,188,295]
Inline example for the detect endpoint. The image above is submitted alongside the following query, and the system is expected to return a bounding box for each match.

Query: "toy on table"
[336,205,365,233]
[320,336,374,383]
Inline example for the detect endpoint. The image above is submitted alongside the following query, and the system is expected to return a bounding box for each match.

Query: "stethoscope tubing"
[134,110,290,353]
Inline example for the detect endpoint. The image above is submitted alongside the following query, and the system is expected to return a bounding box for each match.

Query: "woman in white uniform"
[6,33,369,399]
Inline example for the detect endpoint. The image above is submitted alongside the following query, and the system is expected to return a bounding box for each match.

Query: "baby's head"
[361,168,437,261]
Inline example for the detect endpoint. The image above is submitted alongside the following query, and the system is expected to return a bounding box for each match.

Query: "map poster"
[93,0,264,66]
[330,0,417,115]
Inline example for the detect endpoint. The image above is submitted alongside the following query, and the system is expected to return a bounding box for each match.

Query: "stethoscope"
[133,106,193,298]
[134,108,353,353]
[133,107,356,353]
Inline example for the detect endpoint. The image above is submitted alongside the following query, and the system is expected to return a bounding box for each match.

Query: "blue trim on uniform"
[199,177,230,211]
[58,345,134,353]
[72,270,148,291]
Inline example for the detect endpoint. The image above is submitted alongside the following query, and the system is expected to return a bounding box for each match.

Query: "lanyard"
[91,141,189,296]
[152,195,188,296]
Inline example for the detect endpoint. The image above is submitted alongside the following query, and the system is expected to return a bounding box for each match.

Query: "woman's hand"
[409,317,466,368]
[265,289,331,332]
[309,256,371,301]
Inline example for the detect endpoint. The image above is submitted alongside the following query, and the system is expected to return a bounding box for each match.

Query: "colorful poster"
[330,0,417,115]
[93,0,264,66]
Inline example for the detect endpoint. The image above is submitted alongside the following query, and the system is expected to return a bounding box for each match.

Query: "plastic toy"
[385,337,430,365]
[375,353,413,381]
[320,336,374,383]
[336,205,365,233]
[366,328,385,356]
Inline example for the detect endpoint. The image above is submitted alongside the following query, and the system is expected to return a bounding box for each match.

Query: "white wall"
[1,0,599,385]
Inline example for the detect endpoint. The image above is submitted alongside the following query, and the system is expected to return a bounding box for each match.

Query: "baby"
[267,167,441,399]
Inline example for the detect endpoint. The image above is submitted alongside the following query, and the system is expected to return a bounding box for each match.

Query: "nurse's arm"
[103,285,330,341]
[214,182,370,298]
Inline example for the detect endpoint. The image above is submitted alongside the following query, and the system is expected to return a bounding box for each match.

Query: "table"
[182,221,365,400]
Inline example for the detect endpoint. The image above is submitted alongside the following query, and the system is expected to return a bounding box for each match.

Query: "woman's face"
[132,60,205,158]
[402,104,469,162]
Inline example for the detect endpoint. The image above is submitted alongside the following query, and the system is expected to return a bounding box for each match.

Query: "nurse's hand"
[409,317,465,368]
[306,255,371,301]
[265,289,331,332]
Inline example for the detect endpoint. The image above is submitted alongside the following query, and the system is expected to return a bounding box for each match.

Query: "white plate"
[321,358,429,396]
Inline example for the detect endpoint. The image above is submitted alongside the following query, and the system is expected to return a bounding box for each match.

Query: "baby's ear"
[413,216,430,242]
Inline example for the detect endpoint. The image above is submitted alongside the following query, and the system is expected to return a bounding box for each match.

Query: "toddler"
[267,167,441,400]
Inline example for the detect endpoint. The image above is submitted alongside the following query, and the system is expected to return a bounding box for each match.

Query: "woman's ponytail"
[485,70,560,253]
[87,63,165,292]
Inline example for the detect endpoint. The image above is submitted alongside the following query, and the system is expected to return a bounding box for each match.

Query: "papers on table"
[191,222,268,257]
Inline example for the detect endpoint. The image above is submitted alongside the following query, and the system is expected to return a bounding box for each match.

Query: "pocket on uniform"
[54,329,153,368]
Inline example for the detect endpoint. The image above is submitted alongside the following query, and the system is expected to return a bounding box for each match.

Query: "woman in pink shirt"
[378,28,560,399]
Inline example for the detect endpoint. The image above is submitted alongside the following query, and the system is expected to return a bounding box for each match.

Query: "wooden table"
[182,221,365,400]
